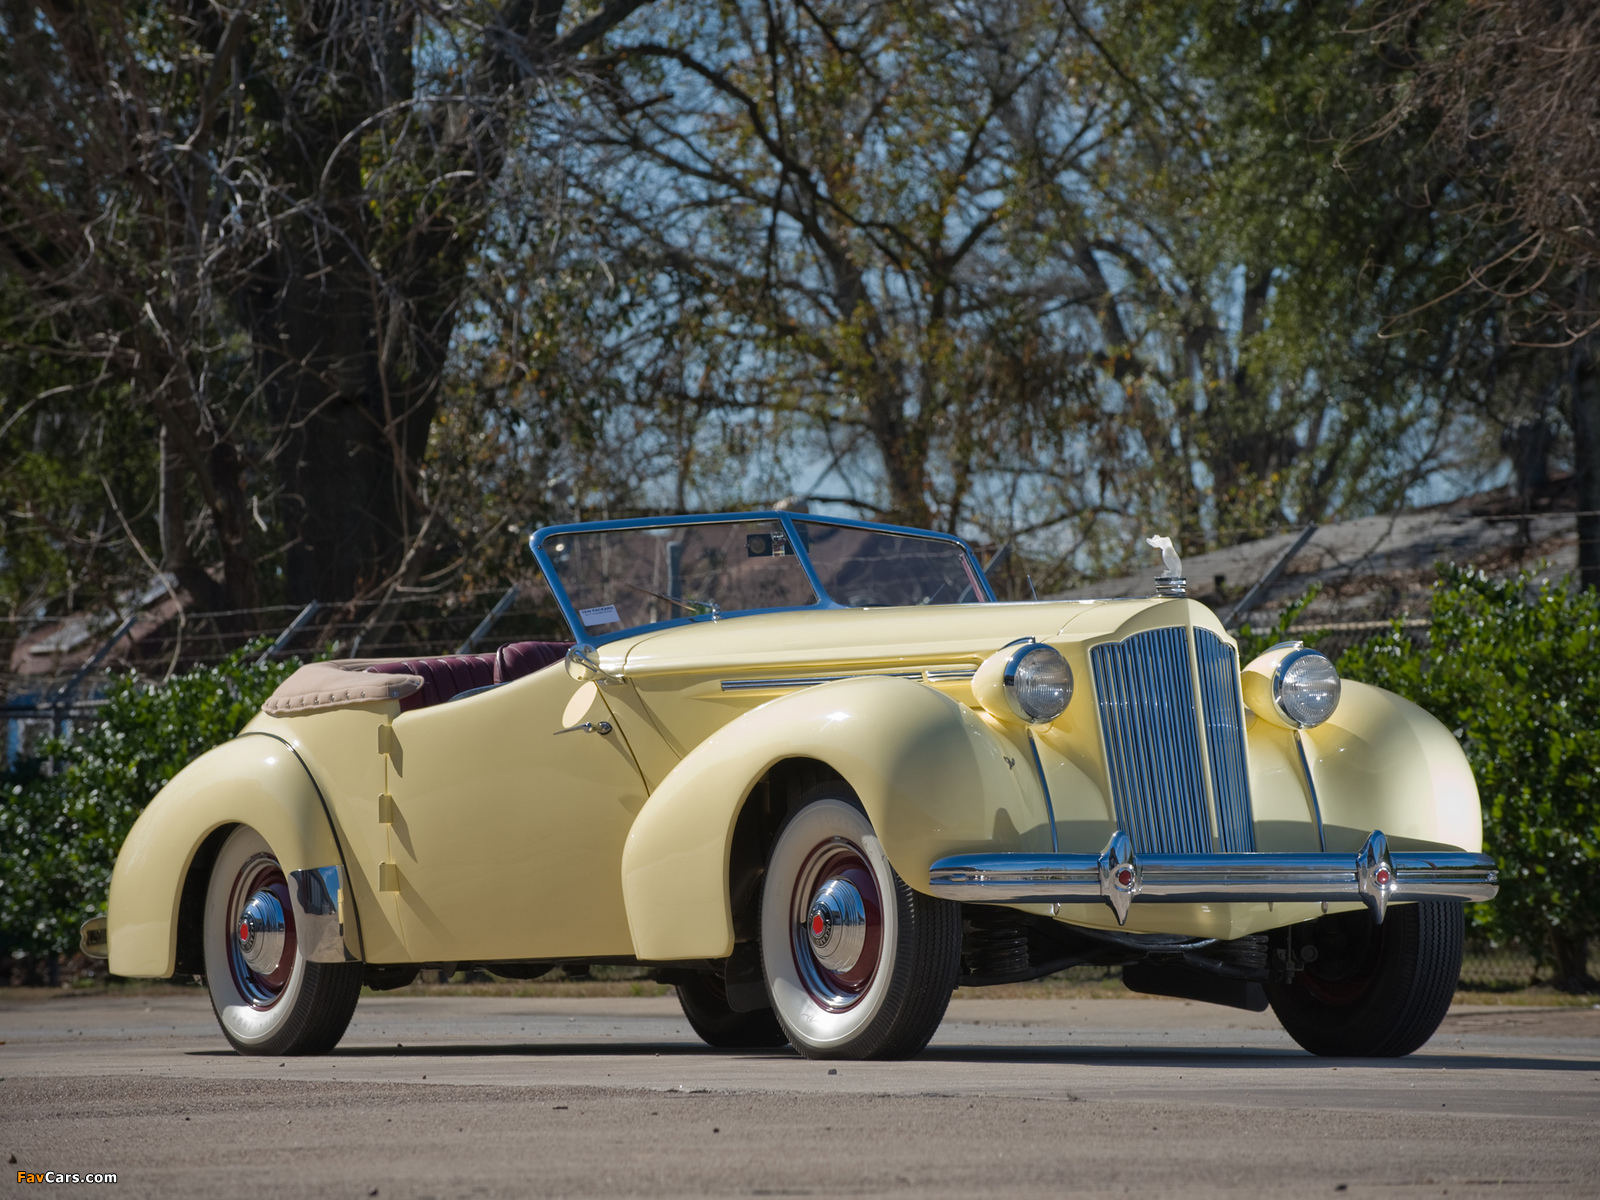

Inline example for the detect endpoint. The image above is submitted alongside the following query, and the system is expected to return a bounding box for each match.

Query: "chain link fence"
[1458,939,1600,992]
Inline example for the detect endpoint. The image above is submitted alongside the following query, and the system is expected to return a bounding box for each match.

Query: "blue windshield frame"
[529,511,995,644]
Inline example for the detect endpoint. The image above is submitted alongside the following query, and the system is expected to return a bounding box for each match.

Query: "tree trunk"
[249,250,426,604]
[1549,926,1594,993]
[237,0,652,604]
[865,384,933,529]
[1573,331,1600,590]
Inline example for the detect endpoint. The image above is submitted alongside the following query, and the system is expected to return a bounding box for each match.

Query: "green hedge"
[1337,566,1600,989]
[1,645,296,962]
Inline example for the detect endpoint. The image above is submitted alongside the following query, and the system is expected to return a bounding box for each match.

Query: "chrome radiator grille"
[1194,628,1255,851]
[1090,626,1256,854]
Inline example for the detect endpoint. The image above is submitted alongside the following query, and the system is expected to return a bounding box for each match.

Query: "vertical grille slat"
[1195,629,1256,853]
[1089,627,1212,854]
[1090,625,1256,856]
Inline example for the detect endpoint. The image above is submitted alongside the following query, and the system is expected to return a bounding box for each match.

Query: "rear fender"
[107,732,355,978]
[620,676,1046,960]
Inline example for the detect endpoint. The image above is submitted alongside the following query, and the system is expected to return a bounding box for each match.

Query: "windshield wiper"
[622,581,721,621]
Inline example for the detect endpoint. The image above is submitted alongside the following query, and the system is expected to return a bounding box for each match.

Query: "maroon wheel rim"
[1294,917,1385,1007]
[225,856,297,1009]
[789,838,883,1012]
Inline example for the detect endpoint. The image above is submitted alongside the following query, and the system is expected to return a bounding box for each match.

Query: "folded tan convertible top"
[260,661,423,715]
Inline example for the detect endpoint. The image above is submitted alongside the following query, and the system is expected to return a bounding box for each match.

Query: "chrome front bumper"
[927,830,1497,924]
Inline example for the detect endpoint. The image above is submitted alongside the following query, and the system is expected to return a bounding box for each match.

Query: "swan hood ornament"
[1146,535,1186,597]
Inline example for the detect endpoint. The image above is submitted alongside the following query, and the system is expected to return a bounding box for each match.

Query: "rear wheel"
[760,787,961,1059]
[675,972,790,1048]
[1266,901,1463,1057]
[202,826,363,1055]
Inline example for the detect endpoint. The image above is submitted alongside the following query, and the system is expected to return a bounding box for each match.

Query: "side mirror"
[565,643,617,684]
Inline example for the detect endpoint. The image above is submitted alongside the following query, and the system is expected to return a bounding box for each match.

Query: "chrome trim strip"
[1027,731,1060,854]
[1294,728,1328,852]
[720,668,976,692]
[720,672,922,691]
[927,830,1498,924]
[288,865,358,963]
[1195,629,1255,852]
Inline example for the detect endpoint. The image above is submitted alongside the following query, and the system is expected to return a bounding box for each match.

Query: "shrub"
[1,644,296,964]
[1339,566,1600,990]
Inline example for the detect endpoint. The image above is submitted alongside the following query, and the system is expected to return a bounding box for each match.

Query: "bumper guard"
[927,829,1497,924]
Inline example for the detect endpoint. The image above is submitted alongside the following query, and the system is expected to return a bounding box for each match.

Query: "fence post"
[1222,524,1317,631]
[456,585,520,655]
[49,612,139,739]
[256,600,321,667]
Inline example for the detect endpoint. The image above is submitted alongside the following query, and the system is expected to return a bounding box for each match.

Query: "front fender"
[620,676,1046,960]
[107,732,352,978]
[1247,679,1482,854]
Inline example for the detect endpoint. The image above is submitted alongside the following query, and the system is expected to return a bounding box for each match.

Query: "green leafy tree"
[1340,567,1600,989]
[1,645,296,965]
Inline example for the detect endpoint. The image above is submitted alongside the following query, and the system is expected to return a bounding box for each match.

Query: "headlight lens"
[1006,643,1073,723]
[1275,648,1341,727]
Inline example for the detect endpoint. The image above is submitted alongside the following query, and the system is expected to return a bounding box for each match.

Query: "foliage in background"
[1233,583,1326,664]
[1363,0,1600,589]
[0,0,651,621]
[1339,567,1600,989]
[0,645,296,963]
[551,0,1500,586]
[2,0,1580,618]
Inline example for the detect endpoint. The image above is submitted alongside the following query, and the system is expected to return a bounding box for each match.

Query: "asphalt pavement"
[2,991,1597,1198]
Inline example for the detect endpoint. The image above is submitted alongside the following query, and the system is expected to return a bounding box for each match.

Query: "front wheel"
[202,826,363,1055]
[760,788,961,1060]
[1266,901,1463,1057]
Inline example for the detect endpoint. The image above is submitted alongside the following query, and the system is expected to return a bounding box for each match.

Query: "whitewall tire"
[760,788,961,1059]
[202,825,362,1055]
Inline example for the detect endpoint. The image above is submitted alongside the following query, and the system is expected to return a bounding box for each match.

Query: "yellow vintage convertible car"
[94,513,1496,1060]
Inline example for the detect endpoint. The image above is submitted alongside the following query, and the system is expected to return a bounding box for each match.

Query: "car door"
[383,665,649,964]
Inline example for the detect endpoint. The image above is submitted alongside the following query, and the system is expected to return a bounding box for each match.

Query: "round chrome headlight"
[1274,647,1341,728]
[1004,643,1073,724]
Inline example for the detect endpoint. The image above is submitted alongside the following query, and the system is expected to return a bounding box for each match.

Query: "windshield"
[540,519,818,636]
[535,514,989,640]
[796,521,985,607]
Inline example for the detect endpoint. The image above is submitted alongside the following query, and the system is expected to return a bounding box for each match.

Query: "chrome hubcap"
[226,853,296,1008]
[789,835,883,1012]
[807,878,866,972]
[237,890,286,974]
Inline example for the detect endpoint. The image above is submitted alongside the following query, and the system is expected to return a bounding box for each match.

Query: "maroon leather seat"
[495,640,571,684]
[365,640,573,712]
[366,653,496,712]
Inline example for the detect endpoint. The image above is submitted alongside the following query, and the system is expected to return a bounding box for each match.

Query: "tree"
[557,0,1496,587]
[1367,1,1600,584]
[0,0,653,614]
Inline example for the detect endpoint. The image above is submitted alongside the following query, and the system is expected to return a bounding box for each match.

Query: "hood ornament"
[1146,535,1186,598]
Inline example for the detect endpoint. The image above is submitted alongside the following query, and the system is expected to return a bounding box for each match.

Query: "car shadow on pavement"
[918,1044,1600,1072]
[181,1041,1600,1072]
[187,1041,800,1060]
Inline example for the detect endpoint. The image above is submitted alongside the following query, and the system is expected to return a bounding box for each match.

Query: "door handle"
[554,720,612,736]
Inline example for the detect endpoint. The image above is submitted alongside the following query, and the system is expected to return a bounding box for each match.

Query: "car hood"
[606,596,1223,678]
